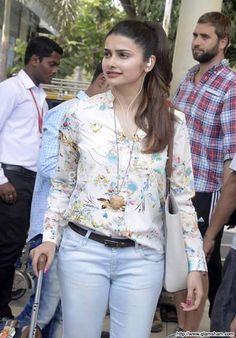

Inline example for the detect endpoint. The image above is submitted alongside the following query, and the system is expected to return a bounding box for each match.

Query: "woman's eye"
[104,51,110,58]
[119,53,129,58]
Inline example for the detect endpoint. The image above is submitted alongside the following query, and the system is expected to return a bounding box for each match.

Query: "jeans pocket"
[60,226,88,251]
[136,245,164,262]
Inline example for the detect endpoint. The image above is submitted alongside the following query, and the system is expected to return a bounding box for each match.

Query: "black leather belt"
[1,164,36,177]
[69,222,135,248]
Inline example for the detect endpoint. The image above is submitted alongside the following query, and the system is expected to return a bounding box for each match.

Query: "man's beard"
[192,43,219,63]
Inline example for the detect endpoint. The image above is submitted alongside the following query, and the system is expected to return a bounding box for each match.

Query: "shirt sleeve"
[171,111,207,272]
[42,110,80,245]
[220,86,236,162]
[39,109,64,179]
[39,99,80,179]
[0,80,18,184]
[230,155,236,172]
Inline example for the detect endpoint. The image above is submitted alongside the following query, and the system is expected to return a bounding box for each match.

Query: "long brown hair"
[106,20,175,154]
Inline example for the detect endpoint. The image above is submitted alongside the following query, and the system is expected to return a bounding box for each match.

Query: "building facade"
[0,0,55,70]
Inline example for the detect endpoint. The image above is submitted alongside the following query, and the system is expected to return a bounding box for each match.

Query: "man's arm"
[38,100,78,178]
[204,169,236,261]
[0,80,19,202]
[38,112,62,179]
[223,159,232,184]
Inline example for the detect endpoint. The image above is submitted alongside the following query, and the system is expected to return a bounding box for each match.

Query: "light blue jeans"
[58,226,164,338]
[36,254,62,336]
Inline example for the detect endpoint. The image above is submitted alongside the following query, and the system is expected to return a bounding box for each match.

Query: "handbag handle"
[165,106,175,196]
[166,134,174,196]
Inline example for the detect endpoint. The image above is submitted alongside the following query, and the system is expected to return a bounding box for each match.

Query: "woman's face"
[102,33,147,90]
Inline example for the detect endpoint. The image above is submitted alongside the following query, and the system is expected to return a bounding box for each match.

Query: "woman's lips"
[106,72,121,78]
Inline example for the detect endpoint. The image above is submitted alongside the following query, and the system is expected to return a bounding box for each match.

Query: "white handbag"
[163,137,188,293]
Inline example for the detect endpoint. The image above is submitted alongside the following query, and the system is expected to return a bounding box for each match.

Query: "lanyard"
[29,88,43,134]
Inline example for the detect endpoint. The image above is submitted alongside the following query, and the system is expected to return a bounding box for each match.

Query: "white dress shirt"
[0,70,47,184]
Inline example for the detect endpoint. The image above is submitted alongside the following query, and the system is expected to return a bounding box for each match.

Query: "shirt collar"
[188,59,229,79]
[17,69,38,90]
[105,89,115,105]
[76,89,114,106]
[76,90,88,100]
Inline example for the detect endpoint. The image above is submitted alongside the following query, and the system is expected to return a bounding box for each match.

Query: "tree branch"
[119,0,136,18]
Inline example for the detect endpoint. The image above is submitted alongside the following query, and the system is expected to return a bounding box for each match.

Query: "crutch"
[20,253,47,338]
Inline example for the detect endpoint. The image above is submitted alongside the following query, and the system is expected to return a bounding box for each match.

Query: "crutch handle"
[37,254,47,271]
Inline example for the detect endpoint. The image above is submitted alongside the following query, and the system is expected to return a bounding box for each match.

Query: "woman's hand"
[180,271,204,311]
[31,241,56,277]
[230,315,236,333]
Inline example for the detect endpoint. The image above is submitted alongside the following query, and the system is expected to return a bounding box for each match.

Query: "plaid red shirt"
[172,60,236,192]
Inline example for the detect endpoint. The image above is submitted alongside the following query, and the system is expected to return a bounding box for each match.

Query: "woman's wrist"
[188,270,207,276]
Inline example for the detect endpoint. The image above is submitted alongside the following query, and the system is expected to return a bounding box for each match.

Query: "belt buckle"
[104,239,125,248]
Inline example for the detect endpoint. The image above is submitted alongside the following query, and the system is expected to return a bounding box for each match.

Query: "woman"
[32,20,207,338]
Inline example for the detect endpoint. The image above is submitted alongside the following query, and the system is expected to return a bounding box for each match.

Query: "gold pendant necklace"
[110,195,125,210]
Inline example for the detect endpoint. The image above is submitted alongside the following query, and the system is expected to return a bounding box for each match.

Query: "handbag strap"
[166,134,174,196]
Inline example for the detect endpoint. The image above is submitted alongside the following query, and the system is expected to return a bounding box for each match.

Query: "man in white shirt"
[0,36,63,321]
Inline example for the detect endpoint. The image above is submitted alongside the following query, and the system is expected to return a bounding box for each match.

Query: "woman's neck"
[112,86,143,139]
[112,82,143,110]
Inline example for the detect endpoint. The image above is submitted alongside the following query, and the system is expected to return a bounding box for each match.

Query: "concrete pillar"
[163,0,173,36]
[171,0,223,97]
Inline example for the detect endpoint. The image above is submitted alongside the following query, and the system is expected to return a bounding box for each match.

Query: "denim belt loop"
[85,230,92,239]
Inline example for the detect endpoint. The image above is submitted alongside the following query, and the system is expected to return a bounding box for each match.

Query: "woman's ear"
[145,55,156,73]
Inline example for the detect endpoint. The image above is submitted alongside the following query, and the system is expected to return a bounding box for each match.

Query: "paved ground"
[9,292,210,337]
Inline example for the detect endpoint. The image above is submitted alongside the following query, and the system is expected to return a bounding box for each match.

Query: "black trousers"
[0,168,35,317]
[192,192,223,317]
[210,247,236,333]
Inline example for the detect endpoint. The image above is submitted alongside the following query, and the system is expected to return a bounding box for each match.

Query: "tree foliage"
[118,0,180,60]
[7,0,236,80]
[119,0,236,67]
[58,0,124,78]
[40,0,80,34]
[7,0,124,79]
[7,38,27,76]
[222,0,236,67]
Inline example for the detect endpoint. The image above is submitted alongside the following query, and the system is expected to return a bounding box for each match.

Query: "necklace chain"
[113,86,142,139]
[110,85,143,209]
[113,112,136,194]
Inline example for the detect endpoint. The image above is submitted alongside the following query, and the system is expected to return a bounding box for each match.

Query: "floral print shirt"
[43,90,207,272]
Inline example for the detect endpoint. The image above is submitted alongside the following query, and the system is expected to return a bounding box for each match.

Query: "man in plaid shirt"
[171,11,236,332]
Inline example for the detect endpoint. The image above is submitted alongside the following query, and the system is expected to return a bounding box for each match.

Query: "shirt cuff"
[0,169,8,185]
[42,224,63,247]
[188,255,208,272]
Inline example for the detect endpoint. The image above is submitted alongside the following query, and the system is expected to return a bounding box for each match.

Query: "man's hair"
[91,62,103,83]
[24,36,63,65]
[198,12,232,52]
